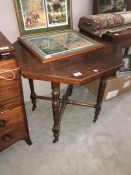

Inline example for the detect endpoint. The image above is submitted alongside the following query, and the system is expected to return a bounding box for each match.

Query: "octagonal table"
[14,40,122,143]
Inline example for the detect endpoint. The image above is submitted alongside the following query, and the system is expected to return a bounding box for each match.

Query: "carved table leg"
[93,77,107,123]
[60,85,73,118]
[28,79,37,111]
[51,82,61,143]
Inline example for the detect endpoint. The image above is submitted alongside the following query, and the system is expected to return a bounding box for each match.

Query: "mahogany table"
[14,40,122,143]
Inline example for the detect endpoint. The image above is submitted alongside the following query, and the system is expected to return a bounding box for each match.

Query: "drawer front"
[0,69,22,111]
[0,106,25,135]
[0,125,27,151]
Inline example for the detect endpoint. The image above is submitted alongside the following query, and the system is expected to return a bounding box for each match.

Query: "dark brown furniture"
[92,2,131,70]
[0,59,32,151]
[102,29,131,73]
[0,32,32,151]
[79,25,131,52]
[0,31,15,60]
[14,39,122,143]
[102,29,131,55]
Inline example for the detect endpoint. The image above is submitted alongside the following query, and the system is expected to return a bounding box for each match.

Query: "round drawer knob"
[0,120,7,127]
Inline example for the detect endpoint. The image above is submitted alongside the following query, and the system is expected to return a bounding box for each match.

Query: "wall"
[0,0,92,101]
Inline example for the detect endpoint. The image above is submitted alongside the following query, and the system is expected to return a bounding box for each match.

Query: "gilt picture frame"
[13,0,72,36]
[93,0,130,14]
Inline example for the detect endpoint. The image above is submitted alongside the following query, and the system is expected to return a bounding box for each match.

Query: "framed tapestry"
[93,0,131,14]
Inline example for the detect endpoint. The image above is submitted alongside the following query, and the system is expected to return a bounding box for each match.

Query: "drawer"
[0,69,22,111]
[0,69,20,84]
[0,79,22,111]
[0,59,18,70]
[0,125,27,151]
[0,106,25,135]
[0,60,20,85]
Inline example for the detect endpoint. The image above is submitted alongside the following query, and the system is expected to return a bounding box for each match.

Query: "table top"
[14,40,122,85]
[103,29,131,49]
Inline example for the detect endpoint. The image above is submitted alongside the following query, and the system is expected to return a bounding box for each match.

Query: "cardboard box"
[85,74,131,101]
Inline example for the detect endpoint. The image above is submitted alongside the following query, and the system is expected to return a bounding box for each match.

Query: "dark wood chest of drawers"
[0,59,32,151]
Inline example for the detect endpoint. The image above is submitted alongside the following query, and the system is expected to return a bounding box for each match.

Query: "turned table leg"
[51,82,61,143]
[60,85,73,118]
[28,79,37,111]
[93,77,107,123]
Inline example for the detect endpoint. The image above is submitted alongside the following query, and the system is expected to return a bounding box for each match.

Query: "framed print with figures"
[13,0,105,63]
[13,0,72,36]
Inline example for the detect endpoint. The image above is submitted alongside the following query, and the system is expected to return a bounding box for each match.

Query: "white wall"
[0,0,92,101]
[72,0,92,30]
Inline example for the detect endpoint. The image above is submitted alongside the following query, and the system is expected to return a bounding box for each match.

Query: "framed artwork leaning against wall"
[13,0,105,64]
[93,0,131,14]
[13,0,72,36]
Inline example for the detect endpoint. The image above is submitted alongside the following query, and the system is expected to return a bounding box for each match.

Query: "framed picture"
[18,30,104,63]
[93,0,130,14]
[13,0,72,36]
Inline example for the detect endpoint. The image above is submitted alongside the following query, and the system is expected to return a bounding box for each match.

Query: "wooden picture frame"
[93,0,130,14]
[18,30,105,63]
[13,0,72,36]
